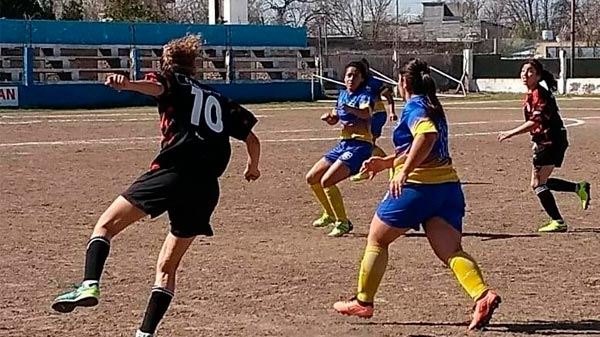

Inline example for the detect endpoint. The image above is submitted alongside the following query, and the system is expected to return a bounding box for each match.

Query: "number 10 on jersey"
[191,86,224,133]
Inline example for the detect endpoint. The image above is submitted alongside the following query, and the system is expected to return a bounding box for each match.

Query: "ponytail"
[422,72,444,118]
[400,58,445,119]
[541,70,558,92]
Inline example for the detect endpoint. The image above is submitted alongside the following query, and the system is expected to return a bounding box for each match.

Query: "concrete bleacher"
[0,44,320,83]
[0,19,328,107]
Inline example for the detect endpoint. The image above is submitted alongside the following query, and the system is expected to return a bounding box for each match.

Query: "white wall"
[474,79,527,93]
[566,79,600,95]
[475,78,600,95]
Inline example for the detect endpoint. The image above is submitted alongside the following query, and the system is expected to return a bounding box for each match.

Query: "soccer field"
[1,98,599,336]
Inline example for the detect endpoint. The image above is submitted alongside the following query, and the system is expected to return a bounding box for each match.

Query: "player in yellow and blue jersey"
[333,59,501,331]
[350,58,397,182]
[306,61,374,237]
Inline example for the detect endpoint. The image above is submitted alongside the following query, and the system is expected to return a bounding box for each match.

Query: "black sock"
[83,236,111,284]
[547,178,578,193]
[535,185,563,221]
[139,287,174,334]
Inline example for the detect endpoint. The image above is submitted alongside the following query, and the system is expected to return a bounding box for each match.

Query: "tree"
[62,0,84,20]
[364,0,393,40]
[260,0,314,26]
[104,0,160,22]
[38,0,56,19]
[577,0,600,50]
[248,0,268,24]
[320,0,364,36]
[159,0,208,23]
[0,0,55,19]
[481,0,506,25]
[550,0,570,37]
[80,0,106,21]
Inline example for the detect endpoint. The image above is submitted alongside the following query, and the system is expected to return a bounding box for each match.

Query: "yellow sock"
[448,251,489,301]
[324,185,347,221]
[357,245,388,303]
[310,184,334,216]
[372,144,387,157]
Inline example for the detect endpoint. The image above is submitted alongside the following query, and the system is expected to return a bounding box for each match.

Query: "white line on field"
[0,116,270,125]
[0,118,585,147]
[0,118,586,148]
[262,118,585,141]
[0,136,156,147]
[0,113,153,119]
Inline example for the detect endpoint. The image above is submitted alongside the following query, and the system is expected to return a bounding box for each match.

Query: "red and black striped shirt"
[523,85,566,145]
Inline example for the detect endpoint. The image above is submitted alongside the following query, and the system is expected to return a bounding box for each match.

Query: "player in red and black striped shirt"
[498,59,590,233]
[51,35,261,337]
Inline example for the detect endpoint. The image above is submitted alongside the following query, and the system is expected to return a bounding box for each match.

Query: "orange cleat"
[468,290,501,330]
[333,297,374,318]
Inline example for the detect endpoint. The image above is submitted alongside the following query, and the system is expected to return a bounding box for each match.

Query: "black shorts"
[121,166,220,238]
[533,142,568,168]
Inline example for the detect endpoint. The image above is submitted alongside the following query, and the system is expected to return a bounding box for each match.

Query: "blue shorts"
[376,182,465,232]
[371,111,387,138]
[324,140,373,175]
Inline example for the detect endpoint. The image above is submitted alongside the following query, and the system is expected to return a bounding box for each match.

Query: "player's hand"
[359,156,387,180]
[320,112,338,125]
[389,113,398,122]
[389,169,408,199]
[244,165,260,181]
[497,131,511,142]
[104,74,130,91]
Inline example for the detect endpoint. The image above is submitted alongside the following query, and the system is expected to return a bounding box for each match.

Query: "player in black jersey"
[498,59,590,233]
[51,35,261,337]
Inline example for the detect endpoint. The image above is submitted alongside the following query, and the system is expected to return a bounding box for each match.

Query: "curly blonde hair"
[160,34,202,76]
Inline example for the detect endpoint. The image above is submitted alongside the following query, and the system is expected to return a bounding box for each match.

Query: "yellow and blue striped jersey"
[334,88,373,143]
[392,95,459,184]
[366,77,386,112]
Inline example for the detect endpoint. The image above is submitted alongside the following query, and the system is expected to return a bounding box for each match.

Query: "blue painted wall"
[15,81,322,109]
[0,19,307,47]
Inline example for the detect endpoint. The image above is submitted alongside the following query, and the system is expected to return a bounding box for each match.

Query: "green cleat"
[328,220,353,237]
[51,283,100,313]
[537,220,568,233]
[350,172,369,182]
[576,181,591,210]
[312,214,336,228]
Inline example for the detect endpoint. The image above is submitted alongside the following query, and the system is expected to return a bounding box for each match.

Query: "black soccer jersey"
[145,71,257,176]
[523,85,566,146]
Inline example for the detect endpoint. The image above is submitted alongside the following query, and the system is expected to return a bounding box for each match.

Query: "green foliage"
[104,0,160,22]
[0,0,55,19]
[62,0,84,21]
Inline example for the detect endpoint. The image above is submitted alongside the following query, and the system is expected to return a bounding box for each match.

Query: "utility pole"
[570,0,576,78]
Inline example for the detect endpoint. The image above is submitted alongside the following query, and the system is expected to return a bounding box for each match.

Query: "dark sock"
[547,178,578,193]
[139,287,174,334]
[83,236,111,284]
[535,185,563,221]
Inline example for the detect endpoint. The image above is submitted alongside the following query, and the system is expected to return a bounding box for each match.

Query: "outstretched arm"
[498,121,536,142]
[104,74,164,97]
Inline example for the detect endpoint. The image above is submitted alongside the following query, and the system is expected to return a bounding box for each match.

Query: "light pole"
[570,0,576,78]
